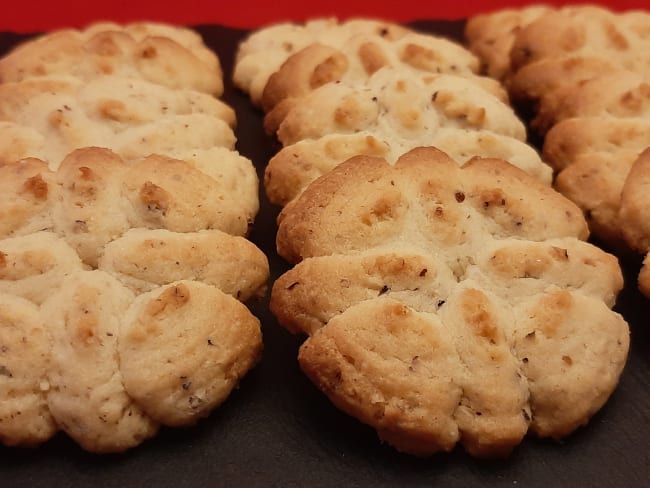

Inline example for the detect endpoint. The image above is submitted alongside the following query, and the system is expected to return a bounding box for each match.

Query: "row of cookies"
[0,23,268,451]
[466,4,650,296]
[233,19,630,457]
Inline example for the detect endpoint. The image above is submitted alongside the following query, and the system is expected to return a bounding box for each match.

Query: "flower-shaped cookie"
[271,147,629,458]
[0,22,223,95]
[0,148,268,452]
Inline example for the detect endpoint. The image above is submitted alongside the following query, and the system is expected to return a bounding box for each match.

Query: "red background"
[1,0,648,33]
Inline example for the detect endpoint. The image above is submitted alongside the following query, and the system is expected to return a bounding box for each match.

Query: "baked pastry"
[467,5,650,259]
[508,6,650,75]
[271,147,629,457]
[261,30,506,114]
[0,22,223,95]
[0,18,268,453]
[619,148,650,297]
[543,117,650,249]
[0,75,236,167]
[0,147,259,267]
[266,129,550,207]
[464,5,551,79]
[531,70,650,134]
[0,150,267,452]
[261,65,552,206]
[233,18,410,106]
[267,67,525,142]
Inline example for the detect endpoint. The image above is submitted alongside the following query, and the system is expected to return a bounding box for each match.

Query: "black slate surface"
[0,20,649,488]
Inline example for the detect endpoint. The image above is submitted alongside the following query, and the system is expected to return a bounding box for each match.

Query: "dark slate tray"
[0,21,648,488]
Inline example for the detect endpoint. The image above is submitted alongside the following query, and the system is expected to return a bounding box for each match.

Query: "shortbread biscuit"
[0,20,266,453]
[42,270,159,453]
[543,117,650,171]
[44,147,258,267]
[509,6,650,74]
[506,6,650,109]
[532,70,650,134]
[0,157,55,239]
[0,293,57,447]
[99,228,269,299]
[464,5,552,79]
[543,117,650,249]
[261,31,505,113]
[0,22,223,95]
[0,232,84,305]
[0,75,236,168]
[271,147,628,457]
[619,148,650,297]
[265,129,550,206]
[119,281,263,426]
[619,147,650,253]
[507,55,620,107]
[270,68,526,145]
[639,254,650,297]
[233,18,409,105]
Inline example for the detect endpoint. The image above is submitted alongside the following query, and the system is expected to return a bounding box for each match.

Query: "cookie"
[507,55,620,108]
[0,22,223,95]
[233,18,410,105]
[509,6,650,74]
[265,128,550,207]
[543,117,650,249]
[0,75,236,168]
[464,5,552,79]
[269,67,526,145]
[261,30,505,113]
[271,147,628,457]
[45,147,258,267]
[0,232,84,305]
[0,293,57,447]
[619,148,650,297]
[99,228,269,299]
[0,19,267,453]
[119,280,263,426]
[506,6,650,108]
[42,270,159,453]
[532,70,650,134]
[639,254,650,297]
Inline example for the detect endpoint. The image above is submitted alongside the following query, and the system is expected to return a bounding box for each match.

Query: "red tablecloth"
[1,0,647,33]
